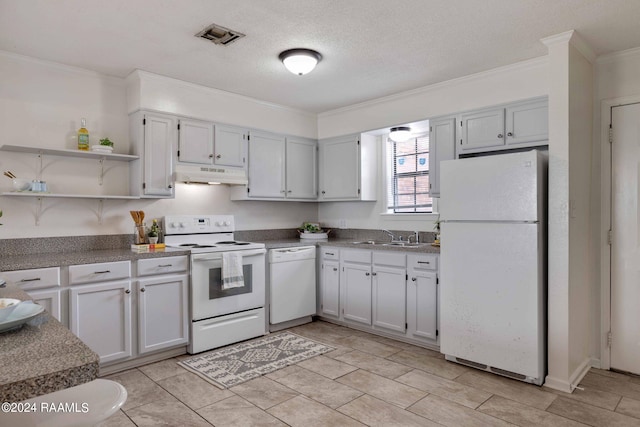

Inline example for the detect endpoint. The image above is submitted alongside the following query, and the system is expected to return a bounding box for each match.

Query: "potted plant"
[147,219,160,244]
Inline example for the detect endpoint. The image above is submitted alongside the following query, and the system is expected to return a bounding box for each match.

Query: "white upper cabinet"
[214,124,246,167]
[129,111,175,198]
[459,108,505,152]
[457,97,548,156]
[247,130,286,198]
[286,136,317,199]
[318,133,377,201]
[505,99,549,146]
[429,117,456,197]
[178,119,214,165]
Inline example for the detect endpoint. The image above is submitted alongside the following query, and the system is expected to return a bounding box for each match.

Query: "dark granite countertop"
[0,284,100,402]
[0,247,190,272]
[254,238,440,254]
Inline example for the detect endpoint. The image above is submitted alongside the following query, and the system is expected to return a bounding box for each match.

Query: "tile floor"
[100,321,640,426]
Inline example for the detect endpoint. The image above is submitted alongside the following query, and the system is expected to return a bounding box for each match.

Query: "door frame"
[600,94,640,370]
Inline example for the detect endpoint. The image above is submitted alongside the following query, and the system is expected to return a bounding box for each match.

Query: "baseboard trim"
[544,356,592,393]
[98,346,187,376]
[590,357,602,370]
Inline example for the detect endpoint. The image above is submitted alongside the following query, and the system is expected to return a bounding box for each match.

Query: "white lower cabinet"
[28,288,62,323]
[2,266,63,324]
[69,280,132,364]
[318,247,439,348]
[372,252,407,335]
[407,254,439,343]
[320,258,340,318]
[137,274,188,354]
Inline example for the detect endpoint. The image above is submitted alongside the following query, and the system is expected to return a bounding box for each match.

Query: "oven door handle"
[191,248,266,261]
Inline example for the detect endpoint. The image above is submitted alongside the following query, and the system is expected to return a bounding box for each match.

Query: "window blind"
[387,134,432,213]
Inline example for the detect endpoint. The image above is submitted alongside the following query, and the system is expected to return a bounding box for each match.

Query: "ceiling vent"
[196,23,245,46]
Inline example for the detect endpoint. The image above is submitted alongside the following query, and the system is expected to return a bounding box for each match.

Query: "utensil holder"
[134,223,146,245]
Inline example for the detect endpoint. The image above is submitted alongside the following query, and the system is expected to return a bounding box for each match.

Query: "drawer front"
[341,249,372,264]
[408,254,438,271]
[321,247,339,260]
[69,261,131,285]
[137,256,188,276]
[2,267,61,291]
[372,251,406,268]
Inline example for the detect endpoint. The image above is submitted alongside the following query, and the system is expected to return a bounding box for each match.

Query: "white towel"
[222,252,244,290]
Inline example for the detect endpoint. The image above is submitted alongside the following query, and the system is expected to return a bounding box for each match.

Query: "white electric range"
[163,215,267,354]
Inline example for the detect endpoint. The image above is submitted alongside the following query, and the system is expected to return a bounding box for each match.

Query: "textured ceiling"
[1,0,640,113]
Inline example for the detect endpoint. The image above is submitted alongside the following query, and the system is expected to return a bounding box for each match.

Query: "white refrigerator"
[439,150,547,385]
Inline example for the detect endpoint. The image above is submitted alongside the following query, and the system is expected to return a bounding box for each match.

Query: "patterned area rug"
[178,332,334,389]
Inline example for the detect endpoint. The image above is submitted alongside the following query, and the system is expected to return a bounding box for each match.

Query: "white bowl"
[12,178,31,191]
[0,298,22,321]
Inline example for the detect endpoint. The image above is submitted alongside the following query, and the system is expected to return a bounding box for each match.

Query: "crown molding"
[318,55,548,118]
[0,49,125,85]
[596,45,640,65]
[541,30,596,63]
[127,69,317,119]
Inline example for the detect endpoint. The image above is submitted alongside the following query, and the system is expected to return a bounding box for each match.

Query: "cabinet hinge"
[177,123,180,130]
[357,139,360,145]
[607,331,612,347]
[406,274,408,281]
[142,182,146,189]
[607,229,612,245]
[609,125,613,144]
[243,157,246,164]
[143,118,146,125]
[460,139,462,145]
[358,189,361,195]
[436,329,439,337]
[436,277,439,284]
[430,126,433,132]
[177,150,180,157]
[405,323,408,330]
[247,187,250,194]
[460,120,462,126]
[247,134,251,141]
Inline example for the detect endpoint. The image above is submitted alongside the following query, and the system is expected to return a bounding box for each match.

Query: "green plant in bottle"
[147,219,159,238]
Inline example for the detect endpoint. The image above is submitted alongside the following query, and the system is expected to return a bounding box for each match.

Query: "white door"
[137,274,189,354]
[429,117,456,197]
[341,263,372,325]
[28,289,62,323]
[611,102,640,375]
[178,119,214,165]
[321,260,340,318]
[320,136,360,199]
[215,124,246,167]
[248,131,285,198]
[407,270,438,341]
[286,137,317,199]
[69,280,132,364]
[372,265,406,333]
[143,113,175,197]
[459,108,505,152]
[505,99,548,146]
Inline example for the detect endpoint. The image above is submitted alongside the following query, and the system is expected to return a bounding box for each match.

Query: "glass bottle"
[77,118,89,151]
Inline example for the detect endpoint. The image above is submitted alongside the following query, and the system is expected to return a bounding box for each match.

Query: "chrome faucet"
[408,232,420,244]
[382,229,397,242]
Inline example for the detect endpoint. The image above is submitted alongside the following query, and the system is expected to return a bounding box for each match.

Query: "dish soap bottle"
[77,118,89,151]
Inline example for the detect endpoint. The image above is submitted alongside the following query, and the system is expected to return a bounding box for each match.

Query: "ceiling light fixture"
[279,48,322,75]
[389,126,412,142]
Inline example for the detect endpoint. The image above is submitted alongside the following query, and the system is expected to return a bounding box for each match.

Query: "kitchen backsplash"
[0,228,437,256]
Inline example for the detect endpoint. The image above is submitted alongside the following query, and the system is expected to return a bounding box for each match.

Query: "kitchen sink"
[352,241,382,245]
[352,241,427,247]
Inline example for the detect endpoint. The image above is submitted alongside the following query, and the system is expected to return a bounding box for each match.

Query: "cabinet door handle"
[140,287,146,292]
[125,289,131,294]
[168,184,173,189]
[281,190,286,193]
[158,264,173,267]
[507,132,513,137]
[287,190,292,193]
[372,272,377,276]
[326,252,335,256]
[417,261,431,265]
[94,270,111,274]
[20,277,41,282]
[209,154,214,158]
[497,133,504,139]
[216,154,222,159]
[321,191,326,194]
[333,267,338,271]
[412,277,417,282]
[365,272,370,276]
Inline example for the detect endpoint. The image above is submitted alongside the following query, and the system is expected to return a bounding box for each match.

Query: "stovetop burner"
[179,243,217,248]
[216,241,251,245]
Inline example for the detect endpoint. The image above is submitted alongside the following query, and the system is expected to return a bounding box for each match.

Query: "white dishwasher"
[269,246,316,328]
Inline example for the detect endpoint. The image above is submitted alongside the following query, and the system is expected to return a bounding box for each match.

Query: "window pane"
[397,194,416,207]
[417,154,429,172]
[395,140,416,155]
[397,177,415,195]
[415,175,429,193]
[396,155,416,174]
[416,193,433,207]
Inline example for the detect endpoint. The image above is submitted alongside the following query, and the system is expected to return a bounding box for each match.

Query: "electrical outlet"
[339,219,347,229]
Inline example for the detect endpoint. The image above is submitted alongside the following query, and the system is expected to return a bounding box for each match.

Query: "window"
[386,134,432,213]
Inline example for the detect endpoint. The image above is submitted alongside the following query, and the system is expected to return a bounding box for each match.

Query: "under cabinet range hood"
[174,165,248,185]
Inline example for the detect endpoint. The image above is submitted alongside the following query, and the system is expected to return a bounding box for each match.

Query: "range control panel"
[163,215,234,235]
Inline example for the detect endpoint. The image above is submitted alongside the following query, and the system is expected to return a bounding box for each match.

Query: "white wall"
[0,51,317,238]
[318,57,549,232]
